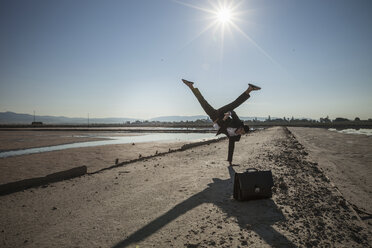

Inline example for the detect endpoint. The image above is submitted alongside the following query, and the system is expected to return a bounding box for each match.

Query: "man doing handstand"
[182,79,261,165]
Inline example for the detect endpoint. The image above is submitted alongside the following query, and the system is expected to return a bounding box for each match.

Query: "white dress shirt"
[227,127,238,136]
[212,123,238,136]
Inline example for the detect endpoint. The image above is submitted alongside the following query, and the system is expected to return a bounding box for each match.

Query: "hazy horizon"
[1,0,371,120]
[0,110,367,122]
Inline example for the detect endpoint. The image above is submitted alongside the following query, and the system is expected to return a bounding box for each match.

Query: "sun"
[173,0,277,64]
[216,7,232,24]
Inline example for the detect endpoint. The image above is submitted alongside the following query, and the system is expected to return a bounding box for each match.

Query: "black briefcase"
[233,168,274,201]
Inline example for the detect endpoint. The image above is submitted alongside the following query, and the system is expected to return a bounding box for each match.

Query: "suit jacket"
[215,111,245,163]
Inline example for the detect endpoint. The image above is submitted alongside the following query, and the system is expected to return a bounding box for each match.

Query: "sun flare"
[216,7,232,23]
[174,0,277,64]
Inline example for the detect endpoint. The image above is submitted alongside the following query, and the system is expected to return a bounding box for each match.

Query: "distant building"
[31,121,43,126]
[334,117,349,122]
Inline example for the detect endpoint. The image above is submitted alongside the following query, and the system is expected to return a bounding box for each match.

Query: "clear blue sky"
[1,0,371,120]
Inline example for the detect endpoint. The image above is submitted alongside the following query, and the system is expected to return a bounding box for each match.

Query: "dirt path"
[0,127,370,247]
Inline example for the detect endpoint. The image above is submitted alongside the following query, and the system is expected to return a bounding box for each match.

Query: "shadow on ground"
[113,166,294,247]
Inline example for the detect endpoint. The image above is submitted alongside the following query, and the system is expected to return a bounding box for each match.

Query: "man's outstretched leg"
[182,79,218,121]
[217,83,261,117]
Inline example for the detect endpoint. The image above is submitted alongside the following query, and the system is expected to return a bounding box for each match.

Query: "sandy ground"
[0,126,370,247]
[288,127,372,228]
[0,137,194,185]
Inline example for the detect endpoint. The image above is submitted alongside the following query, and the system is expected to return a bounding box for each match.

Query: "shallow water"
[0,133,217,158]
[328,128,372,136]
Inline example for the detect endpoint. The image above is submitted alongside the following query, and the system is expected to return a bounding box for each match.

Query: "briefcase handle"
[246,168,258,172]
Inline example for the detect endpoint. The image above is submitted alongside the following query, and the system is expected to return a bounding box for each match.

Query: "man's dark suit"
[189,87,250,164]
[216,111,246,164]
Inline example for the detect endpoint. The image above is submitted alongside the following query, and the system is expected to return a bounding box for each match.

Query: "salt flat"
[289,127,372,228]
[0,131,196,184]
[0,127,370,247]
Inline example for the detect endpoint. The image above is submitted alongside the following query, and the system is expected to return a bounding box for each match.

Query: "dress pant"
[191,88,250,122]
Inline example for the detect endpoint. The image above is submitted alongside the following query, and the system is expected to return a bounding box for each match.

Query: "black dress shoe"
[248,83,261,90]
[182,79,194,85]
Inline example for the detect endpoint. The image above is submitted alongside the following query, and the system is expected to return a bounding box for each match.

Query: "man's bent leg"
[217,91,250,115]
[190,88,218,121]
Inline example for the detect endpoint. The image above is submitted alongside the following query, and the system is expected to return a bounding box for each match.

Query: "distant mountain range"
[0,112,137,124]
[149,115,208,122]
[0,111,269,124]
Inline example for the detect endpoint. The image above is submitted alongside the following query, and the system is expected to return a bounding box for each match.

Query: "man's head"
[236,125,250,135]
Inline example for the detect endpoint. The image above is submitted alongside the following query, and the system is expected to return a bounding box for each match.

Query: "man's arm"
[223,111,232,121]
[227,138,235,165]
[228,135,241,164]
